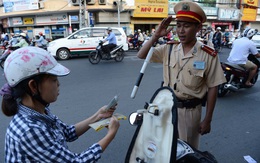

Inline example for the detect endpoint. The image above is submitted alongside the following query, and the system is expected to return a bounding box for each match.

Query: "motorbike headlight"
[225,67,231,71]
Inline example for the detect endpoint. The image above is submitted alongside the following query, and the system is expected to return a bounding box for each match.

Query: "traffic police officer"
[137,1,226,149]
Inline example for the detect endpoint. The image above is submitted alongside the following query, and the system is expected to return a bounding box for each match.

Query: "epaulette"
[167,40,180,44]
[201,44,217,57]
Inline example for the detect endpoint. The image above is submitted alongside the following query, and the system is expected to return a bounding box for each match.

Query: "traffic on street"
[0,47,259,162]
[1,0,260,162]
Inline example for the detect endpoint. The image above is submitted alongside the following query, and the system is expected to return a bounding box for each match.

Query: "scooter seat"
[224,62,246,71]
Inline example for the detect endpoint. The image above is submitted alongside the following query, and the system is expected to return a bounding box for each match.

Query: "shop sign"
[218,8,240,20]
[203,7,218,16]
[12,17,23,25]
[36,14,68,25]
[89,12,94,26]
[27,27,33,32]
[45,29,50,34]
[169,3,217,16]
[133,0,168,18]
[242,0,258,21]
[23,17,34,25]
[213,22,231,25]
[3,0,39,13]
[70,15,79,22]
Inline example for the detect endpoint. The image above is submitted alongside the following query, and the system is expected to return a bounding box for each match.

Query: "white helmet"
[107,27,112,31]
[243,28,257,38]
[216,27,221,30]
[20,33,26,37]
[4,46,70,87]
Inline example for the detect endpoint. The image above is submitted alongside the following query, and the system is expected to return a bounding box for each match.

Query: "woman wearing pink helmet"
[0,46,120,162]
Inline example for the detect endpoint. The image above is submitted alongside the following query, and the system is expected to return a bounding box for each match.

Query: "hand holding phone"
[105,95,119,111]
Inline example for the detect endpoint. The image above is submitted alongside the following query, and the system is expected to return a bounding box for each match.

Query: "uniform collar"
[178,40,201,59]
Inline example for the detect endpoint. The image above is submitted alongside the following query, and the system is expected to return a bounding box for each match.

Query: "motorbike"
[213,39,222,53]
[30,39,48,51]
[126,87,218,163]
[218,54,260,97]
[89,40,125,64]
[128,36,144,51]
[221,37,233,49]
[0,45,19,69]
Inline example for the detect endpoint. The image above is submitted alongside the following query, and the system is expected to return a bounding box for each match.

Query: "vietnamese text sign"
[219,8,240,20]
[3,0,39,13]
[23,17,34,25]
[133,0,168,18]
[36,14,68,25]
[242,0,258,21]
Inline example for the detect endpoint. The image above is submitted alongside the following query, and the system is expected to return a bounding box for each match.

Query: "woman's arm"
[75,106,115,137]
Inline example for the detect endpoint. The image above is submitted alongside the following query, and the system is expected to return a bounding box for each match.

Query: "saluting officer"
[137,1,226,149]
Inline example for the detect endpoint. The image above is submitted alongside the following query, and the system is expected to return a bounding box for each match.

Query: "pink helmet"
[4,46,70,87]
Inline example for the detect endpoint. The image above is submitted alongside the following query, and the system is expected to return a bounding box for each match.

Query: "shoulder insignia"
[201,44,217,57]
[167,40,180,44]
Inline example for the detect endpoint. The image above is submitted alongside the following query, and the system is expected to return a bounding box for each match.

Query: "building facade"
[0,0,259,40]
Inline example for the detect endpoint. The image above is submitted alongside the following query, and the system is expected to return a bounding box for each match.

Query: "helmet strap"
[32,92,50,107]
[27,77,50,107]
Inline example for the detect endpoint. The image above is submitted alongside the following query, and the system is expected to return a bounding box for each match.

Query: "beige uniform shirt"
[150,41,226,100]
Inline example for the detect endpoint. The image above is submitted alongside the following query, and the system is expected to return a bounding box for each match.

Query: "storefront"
[211,8,241,31]
[131,0,168,35]
[4,13,80,40]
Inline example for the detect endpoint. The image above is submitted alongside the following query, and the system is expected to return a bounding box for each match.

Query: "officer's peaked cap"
[174,1,206,24]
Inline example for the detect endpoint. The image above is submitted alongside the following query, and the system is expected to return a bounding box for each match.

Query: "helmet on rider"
[20,33,26,38]
[106,27,112,31]
[243,28,257,38]
[4,46,70,87]
[39,32,43,36]
[216,27,221,30]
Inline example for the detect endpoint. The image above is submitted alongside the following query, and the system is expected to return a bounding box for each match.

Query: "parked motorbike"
[89,40,125,64]
[126,87,218,163]
[0,45,19,69]
[128,112,218,163]
[218,54,260,97]
[0,42,7,54]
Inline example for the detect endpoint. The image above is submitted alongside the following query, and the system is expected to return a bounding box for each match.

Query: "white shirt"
[138,33,144,41]
[227,37,258,64]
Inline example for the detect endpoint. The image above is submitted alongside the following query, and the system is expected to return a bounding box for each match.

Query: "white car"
[252,33,260,52]
[47,27,128,60]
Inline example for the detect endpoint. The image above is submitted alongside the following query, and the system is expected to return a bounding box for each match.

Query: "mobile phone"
[105,95,119,111]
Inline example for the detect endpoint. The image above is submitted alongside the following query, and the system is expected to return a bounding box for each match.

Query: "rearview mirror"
[129,112,143,125]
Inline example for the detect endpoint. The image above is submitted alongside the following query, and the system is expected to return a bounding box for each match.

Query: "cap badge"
[182,3,190,11]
